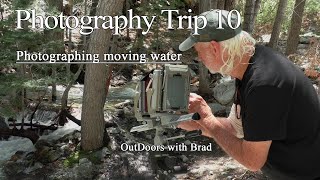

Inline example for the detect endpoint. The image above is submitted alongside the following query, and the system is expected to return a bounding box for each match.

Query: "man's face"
[194,42,224,74]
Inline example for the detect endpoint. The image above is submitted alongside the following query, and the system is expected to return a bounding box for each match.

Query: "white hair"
[218,31,256,75]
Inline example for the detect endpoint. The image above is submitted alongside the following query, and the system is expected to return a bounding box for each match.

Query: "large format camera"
[131,64,200,145]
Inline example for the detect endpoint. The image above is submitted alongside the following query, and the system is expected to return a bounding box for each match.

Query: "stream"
[0,82,137,179]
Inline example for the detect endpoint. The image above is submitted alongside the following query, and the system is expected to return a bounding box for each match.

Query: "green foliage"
[0,0,67,117]
[127,0,191,54]
[11,0,33,9]
[305,0,320,14]
[63,151,80,168]
[63,150,101,168]
[254,0,319,34]
[0,29,44,62]
[255,1,278,26]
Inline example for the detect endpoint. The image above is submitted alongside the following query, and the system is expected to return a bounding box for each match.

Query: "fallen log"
[9,123,58,131]
[64,109,81,126]
[0,128,39,144]
[64,109,116,128]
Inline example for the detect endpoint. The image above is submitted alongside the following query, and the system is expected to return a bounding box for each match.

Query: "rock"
[107,127,120,134]
[220,171,228,175]
[24,152,35,161]
[48,169,74,179]
[297,44,309,50]
[3,151,34,175]
[36,146,62,164]
[260,34,271,43]
[109,136,120,151]
[116,109,125,118]
[3,160,26,176]
[213,79,235,105]
[35,139,54,150]
[226,164,237,169]
[227,175,233,180]
[60,144,72,156]
[184,140,192,145]
[101,147,111,158]
[114,100,133,109]
[94,147,111,160]
[79,158,90,165]
[74,158,95,179]
[300,32,320,44]
[111,75,127,86]
[45,149,62,163]
[23,162,43,174]
[146,135,152,140]
[180,155,188,162]
[123,106,134,117]
[9,151,25,162]
[208,103,231,116]
[72,130,81,143]
[59,130,81,144]
[108,87,136,100]
[97,173,107,179]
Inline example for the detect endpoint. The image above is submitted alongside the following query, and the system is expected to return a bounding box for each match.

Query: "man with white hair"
[178,9,320,179]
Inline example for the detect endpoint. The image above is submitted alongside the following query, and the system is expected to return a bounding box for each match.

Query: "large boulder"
[213,79,235,105]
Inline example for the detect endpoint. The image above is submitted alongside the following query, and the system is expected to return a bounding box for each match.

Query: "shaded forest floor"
[1,82,268,180]
[105,95,268,180]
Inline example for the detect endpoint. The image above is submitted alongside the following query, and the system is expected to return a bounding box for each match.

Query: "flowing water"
[0,82,137,179]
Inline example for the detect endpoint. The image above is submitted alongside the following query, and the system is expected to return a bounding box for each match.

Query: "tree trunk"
[268,0,288,49]
[199,0,218,13]
[252,0,261,26]
[81,0,124,151]
[0,0,4,21]
[198,0,217,96]
[87,0,100,36]
[47,0,63,103]
[243,0,255,33]
[58,65,84,126]
[83,0,88,50]
[67,0,73,81]
[89,0,100,16]
[217,0,225,10]
[125,0,130,39]
[52,65,57,102]
[225,0,237,11]
[285,0,306,55]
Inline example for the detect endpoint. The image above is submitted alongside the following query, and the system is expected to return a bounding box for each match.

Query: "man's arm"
[179,93,272,171]
[201,115,271,171]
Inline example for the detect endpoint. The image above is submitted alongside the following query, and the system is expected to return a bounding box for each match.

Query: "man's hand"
[178,94,271,171]
[188,93,213,119]
[178,93,215,137]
